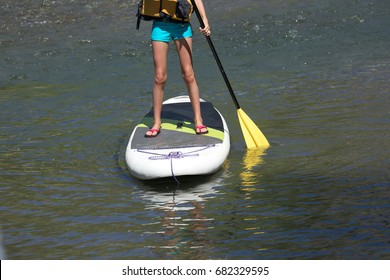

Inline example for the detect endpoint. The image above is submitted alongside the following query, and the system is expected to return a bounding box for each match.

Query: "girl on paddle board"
[141,0,211,137]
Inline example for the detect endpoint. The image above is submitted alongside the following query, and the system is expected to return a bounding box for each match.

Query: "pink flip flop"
[195,125,208,135]
[144,128,161,138]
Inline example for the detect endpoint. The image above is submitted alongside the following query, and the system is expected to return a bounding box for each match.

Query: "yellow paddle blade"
[237,108,270,149]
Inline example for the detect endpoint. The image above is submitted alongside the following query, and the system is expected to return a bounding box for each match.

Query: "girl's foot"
[195,125,208,135]
[145,127,161,138]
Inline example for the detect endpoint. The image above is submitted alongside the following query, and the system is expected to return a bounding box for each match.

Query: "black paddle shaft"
[190,0,241,110]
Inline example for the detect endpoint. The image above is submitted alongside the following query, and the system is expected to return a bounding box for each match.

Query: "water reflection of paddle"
[240,148,268,187]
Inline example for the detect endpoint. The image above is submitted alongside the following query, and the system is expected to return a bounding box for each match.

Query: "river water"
[1,0,389,259]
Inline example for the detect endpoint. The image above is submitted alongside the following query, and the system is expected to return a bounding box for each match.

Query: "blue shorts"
[151,21,192,43]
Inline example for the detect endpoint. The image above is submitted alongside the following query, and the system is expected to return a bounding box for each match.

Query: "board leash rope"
[137,145,214,182]
[170,157,181,185]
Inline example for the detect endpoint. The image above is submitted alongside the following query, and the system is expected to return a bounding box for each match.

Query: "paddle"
[190,0,270,148]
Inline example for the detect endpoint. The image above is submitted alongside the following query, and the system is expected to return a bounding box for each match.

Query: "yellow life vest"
[136,0,193,29]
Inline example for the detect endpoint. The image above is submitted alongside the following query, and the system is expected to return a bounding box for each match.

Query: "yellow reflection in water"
[240,147,268,188]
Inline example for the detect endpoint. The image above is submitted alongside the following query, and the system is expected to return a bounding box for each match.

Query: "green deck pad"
[131,101,226,150]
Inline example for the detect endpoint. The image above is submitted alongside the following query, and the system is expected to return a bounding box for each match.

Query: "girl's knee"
[182,71,195,84]
[154,72,167,86]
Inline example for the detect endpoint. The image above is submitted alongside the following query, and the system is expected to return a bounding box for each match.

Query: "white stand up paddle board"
[125,96,230,180]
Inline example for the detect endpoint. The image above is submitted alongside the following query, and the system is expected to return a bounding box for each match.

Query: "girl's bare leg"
[146,41,169,137]
[174,37,208,133]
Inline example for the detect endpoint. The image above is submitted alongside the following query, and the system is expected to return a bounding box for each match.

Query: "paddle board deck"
[125,96,230,180]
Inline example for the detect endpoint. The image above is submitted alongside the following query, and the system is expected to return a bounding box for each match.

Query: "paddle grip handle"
[190,0,241,110]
